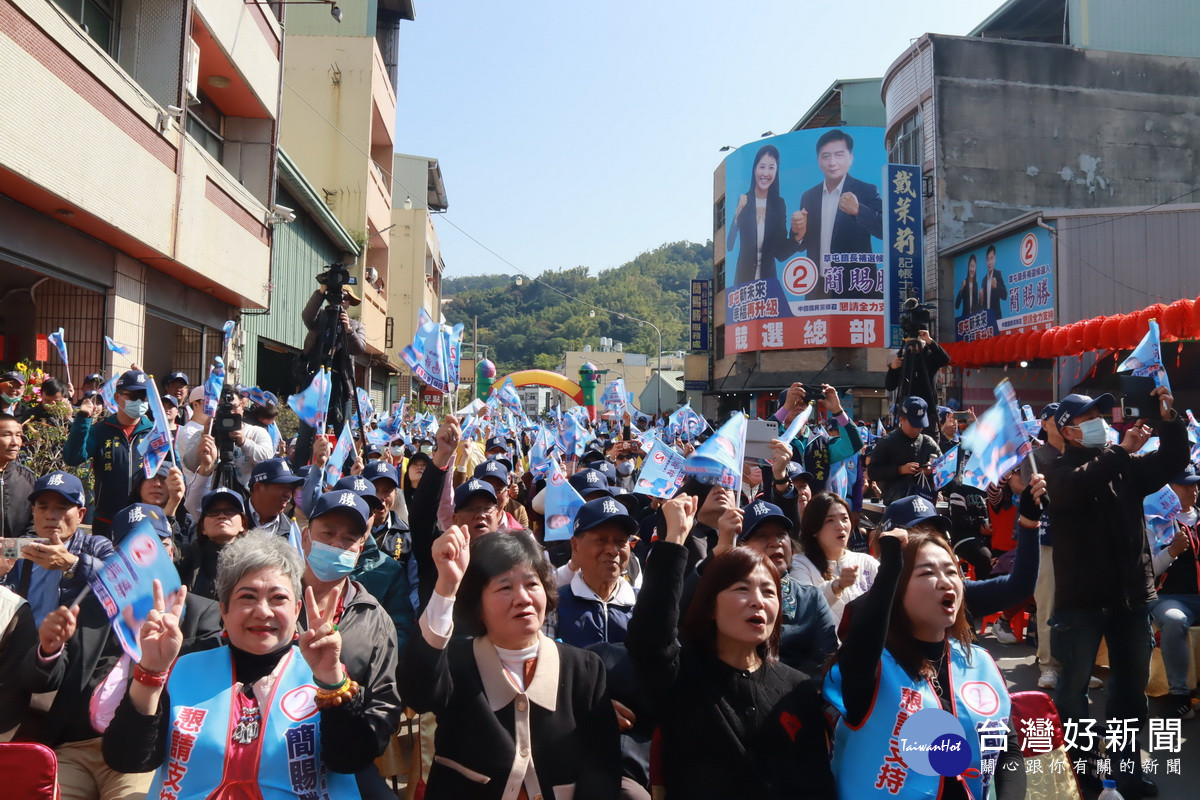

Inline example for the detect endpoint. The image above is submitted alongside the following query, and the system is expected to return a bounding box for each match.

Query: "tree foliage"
[445,241,712,376]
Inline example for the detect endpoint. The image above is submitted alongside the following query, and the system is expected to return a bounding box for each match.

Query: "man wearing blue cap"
[298,489,403,798]
[0,371,31,423]
[1045,387,1187,798]
[0,471,114,626]
[867,396,941,504]
[246,457,304,545]
[64,370,155,539]
[549,497,639,648]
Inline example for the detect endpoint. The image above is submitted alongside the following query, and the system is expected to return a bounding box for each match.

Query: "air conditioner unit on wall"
[184,38,200,105]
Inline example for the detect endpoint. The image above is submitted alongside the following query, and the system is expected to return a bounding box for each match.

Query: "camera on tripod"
[315,261,357,306]
[898,297,935,343]
[212,384,243,455]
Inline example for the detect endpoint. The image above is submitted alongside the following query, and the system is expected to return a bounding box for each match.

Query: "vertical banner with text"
[690,279,711,351]
[884,164,924,348]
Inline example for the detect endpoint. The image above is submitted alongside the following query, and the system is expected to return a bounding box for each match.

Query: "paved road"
[986,628,1196,799]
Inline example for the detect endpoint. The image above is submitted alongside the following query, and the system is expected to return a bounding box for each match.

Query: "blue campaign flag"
[492,377,524,417]
[441,321,464,388]
[684,412,747,491]
[1144,485,1183,548]
[401,308,450,392]
[600,379,627,416]
[528,427,555,479]
[137,375,176,477]
[876,419,887,438]
[288,367,332,432]
[960,379,1032,487]
[544,458,585,542]
[87,511,182,662]
[240,386,275,407]
[202,357,225,417]
[100,373,120,414]
[221,320,236,358]
[827,454,858,500]
[324,422,356,488]
[355,387,375,422]
[104,336,132,358]
[633,439,688,499]
[1118,318,1171,392]
[266,421,282,453]
[1187,410,1200,464]
[779,402,814,445]
[930,445,959,490]
[668,402,708,440]
[46,327,69,370]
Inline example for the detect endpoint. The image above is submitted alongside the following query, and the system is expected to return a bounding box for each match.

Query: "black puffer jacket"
[0,460,35,537]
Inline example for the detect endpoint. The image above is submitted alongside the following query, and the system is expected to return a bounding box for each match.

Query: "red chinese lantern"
[1052,327,1071,357]
[958,340,975,366]
[1118,314,1142,349]
[1192,294,1200,332]
[1162,299,1193,340]
[1080,317,1104,352]
[1039,328,1060,359]
[1067,322,1087,355]
[1100,315,1123,349]
[1023,330,1043,361]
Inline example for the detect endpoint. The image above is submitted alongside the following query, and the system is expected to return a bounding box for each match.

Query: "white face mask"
[1074,417,1109,449]
[616,461,635,476]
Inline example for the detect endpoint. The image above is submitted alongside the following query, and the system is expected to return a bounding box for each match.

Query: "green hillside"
[444,240,712,375]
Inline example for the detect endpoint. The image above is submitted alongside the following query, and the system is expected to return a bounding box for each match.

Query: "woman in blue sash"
[824,495,1025,799]
[103,530,376,799]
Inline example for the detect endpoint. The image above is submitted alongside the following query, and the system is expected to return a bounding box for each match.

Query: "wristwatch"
[62,555,78,580]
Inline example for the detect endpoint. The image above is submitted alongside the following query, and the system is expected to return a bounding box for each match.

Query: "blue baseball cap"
[1054,393,1115,430]
[1171,465,1200,486]
[899,396,929,428]
[485,436,508,453]
[334,475,384,510]
[31,471,86,507]
[1,371,25,386]
[112,503,172,543]
[473,458,510,487]
[569,468,612,498]
[573,496,638,537]
[115,370,149,393]
[738,500,793,544]
[783,461,815,485]
[882,495,951,534]
[161,394,180,409]
[199,487,246,517]
[594,461,618,485]
[454,478,498,511]
[165,372,189,386]
[309,489,370,534]
[251,458,304,486]
[362,460,400,488]
[1037,402,1060,422]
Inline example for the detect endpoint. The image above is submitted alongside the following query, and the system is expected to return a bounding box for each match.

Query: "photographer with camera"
[179,386,272,512]
[886,299,949,435]
[867,397,941,505]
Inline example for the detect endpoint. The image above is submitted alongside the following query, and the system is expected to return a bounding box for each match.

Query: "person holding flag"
[17,504,221,800]
[1045,387,1188,798]
[64,369,155,539]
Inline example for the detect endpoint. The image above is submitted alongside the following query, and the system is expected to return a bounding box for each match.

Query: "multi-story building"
[0,0,283,382]
[388,152,448,402]
[276,0,413,404]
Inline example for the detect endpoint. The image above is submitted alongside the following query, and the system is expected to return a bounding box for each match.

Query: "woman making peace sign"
[103,527,388,799]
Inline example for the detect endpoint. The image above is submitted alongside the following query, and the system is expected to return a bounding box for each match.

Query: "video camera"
[212,383,243,460]
[898,297,935,342]
[315,261,358,306]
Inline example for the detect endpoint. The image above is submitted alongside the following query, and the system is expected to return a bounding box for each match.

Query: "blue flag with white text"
[684,412,747,491]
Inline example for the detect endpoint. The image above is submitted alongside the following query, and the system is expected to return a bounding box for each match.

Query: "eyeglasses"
[207,507,240,519]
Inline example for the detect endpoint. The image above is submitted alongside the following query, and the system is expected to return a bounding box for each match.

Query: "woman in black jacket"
[726,144,799,286]
[625,494,834,800]
[400,526,620,799]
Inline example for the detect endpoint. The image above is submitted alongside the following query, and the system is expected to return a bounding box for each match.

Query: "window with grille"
[53,0,120,58]
[713,198,726,233]
[888,111,923,167]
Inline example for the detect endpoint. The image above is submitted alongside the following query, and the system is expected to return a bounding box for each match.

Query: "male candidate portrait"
[979,243,1008,320]
[790,129,883,300]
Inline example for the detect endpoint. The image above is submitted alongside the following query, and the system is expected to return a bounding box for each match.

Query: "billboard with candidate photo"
[723,127,887,355]
[952,224,1055,341]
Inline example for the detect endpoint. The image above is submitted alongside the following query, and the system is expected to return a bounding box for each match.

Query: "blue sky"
[394,1,1001,279]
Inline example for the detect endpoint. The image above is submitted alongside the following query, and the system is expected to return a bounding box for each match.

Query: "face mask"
[616,461,635,476]
[306,539,358,582]
[1,394,19,405]
[123,399,148,418]
[1076,417,1109,449]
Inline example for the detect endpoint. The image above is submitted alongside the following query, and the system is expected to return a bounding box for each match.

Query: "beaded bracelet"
[315,679,360,709]
[133,663,170,688]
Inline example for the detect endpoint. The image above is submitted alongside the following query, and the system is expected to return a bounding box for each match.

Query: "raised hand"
[432,524,471,598]
[165,466,186,514]
[836,564,860,591]
[39,604,79,655]
[312,434,332,468]
[717,506,744,546]
[299,584,344,686]
[791,209,808,241]
[838,192,860,216]
[139,579,187,673]
[78,396,97,417]
[432,415,462,469]
[880,526,909,550]
[735,193,748,218]
[661,494,698,545]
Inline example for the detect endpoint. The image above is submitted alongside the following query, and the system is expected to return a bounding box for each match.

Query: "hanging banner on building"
[723,127,887,354]
[952,224,1055,341]
[884,164,924,348]
[690,279,711,351]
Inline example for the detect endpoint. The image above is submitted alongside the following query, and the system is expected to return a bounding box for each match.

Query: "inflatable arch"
[496,370,585,405]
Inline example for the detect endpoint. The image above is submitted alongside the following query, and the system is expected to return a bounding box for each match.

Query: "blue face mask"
[123,398,148,418]
[306,539,358,582]
[1076,417,1110,449]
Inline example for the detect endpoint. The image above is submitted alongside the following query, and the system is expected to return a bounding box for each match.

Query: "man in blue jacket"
[0,471,114,625]
[64,370,154,539]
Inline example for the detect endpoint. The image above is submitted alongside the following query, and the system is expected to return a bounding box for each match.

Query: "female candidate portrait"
[727,144,798,286]
[955,254,980,317]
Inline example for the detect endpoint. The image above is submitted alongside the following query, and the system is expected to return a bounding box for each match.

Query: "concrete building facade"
[1,0,282,382]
